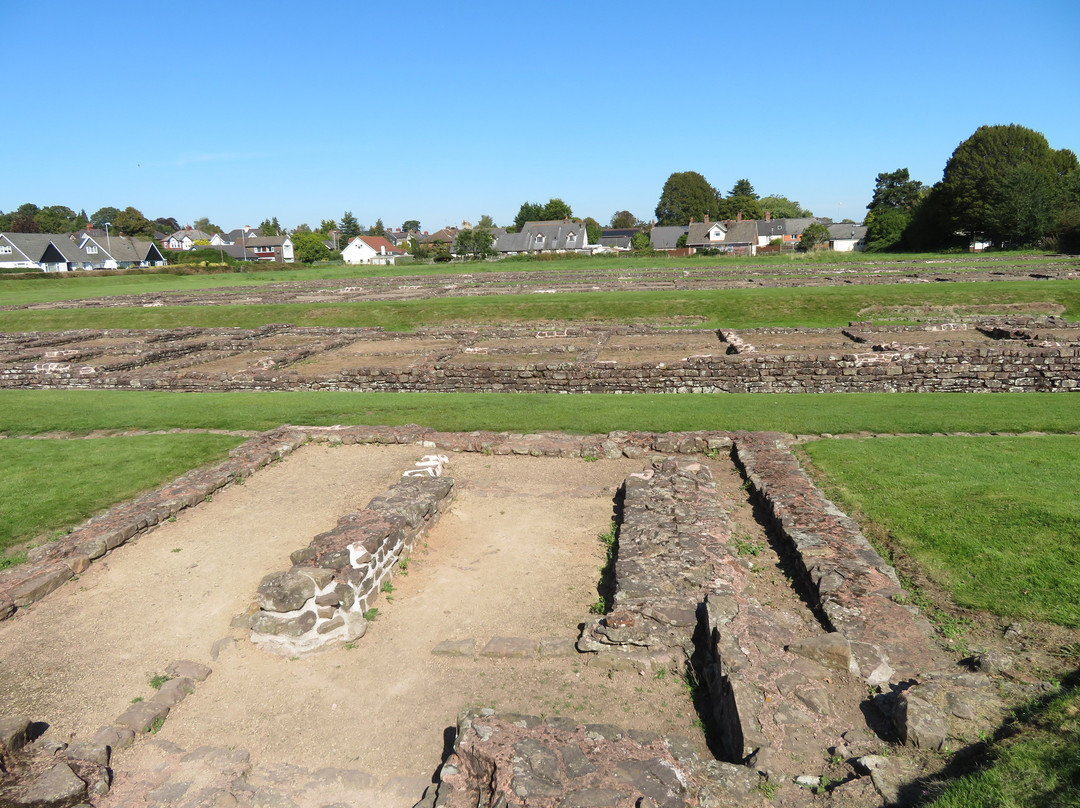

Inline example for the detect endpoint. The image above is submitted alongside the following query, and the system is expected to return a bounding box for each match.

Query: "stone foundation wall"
[249,456,454,655]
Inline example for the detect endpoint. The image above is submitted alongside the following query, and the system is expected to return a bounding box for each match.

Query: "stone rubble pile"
[249,455,454,656]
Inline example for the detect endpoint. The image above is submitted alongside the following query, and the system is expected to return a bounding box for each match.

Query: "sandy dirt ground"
[0,445,723,804]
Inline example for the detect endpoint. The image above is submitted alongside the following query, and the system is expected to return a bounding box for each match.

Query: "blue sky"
[4,0,1079,233]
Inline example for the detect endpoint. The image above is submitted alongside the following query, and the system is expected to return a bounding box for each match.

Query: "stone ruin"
[0,426,1042,807]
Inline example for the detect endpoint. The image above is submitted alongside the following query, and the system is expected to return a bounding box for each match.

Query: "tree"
[758,196,812,219]
[583,217,602,245]
[9,212,39,232]
[475,215,495,230]
[864,168,926,251]
[370,218,386,237]
[454,228,497,260]
[319,219,337,234]
[655,172,720,226]
[718,178,763,220]
[938,124,1078,248]
[339,211,361,242]
[90,206,122,229]
[513,199,574,232]
[797,222,831,252]
[292,232,336,264]
[402,219,421,233]
[155,217,180,233]
[292,223,312,234]
[631,232,651,250]
[609,210,639,229]
[34,205,80,233]
[112,206,154,237]
[193,217,223,236]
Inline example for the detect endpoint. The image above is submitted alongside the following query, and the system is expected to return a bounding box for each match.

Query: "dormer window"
[534,234,545,247]
[0,246,11,255]
[86,245,98,254]
[566,231,576,245]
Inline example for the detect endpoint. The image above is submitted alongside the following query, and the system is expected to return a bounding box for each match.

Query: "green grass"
[1,279,1078,332]
[804,436,1080,627]
[926,675,1080,808]
[0,434,244,555]
[1,390,1079,438]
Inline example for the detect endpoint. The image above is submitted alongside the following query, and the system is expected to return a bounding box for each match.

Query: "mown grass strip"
[0,434,244,557]
[804,436,1080,627]
[2,390,1079,438]
[1,280,1078,332]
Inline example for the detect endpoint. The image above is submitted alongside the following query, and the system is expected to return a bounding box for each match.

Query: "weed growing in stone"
[734,535,764,556]
[398,557,410,575]
[149,716,165,734]
[582,454,599,462]
[363,608,379,621]
[149,674,172,689]
[381,581,395,602]
[130,696,143,704]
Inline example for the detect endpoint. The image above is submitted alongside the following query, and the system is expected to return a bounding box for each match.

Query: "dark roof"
[649,226,688,250]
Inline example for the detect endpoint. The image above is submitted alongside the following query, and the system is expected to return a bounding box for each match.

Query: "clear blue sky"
[4,0,1078,233]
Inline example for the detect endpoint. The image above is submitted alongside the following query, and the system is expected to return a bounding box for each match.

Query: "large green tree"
[938,124,1078,248]
[797,222,831,252]
[113,206,155,237]
[453,227,497,260]
[583,217,602,244]
[369,218,386,237]
[609,210,638,228]
[655,172,719,225]
[90,206,122,229]
[193,217,223,236]
[338,211,361,241]
[513,199,574,232]
[402,219,421,233]
[34,205,80,233]
[864,168,925,251]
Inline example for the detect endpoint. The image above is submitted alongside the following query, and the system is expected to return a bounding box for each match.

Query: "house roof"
[601,228,640,239]
[420,228,457,244]
[827,223,868,240]
[756,218,822,238]
[246,235,291,248]
[649,226,688,250]
[168,229,213,242]
[686,222,725,246]
[722,221,759,245]
[494,221,587,253]
[356,236,405,254]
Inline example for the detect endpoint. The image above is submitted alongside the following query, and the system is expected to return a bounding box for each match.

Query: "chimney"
[765,211,771,222]
[689,217,694,224]
[737,211,742,222]
[703,214,709,224]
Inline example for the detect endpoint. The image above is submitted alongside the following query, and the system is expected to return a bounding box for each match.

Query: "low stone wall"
[250,455,454,655]
[732,431,945,682]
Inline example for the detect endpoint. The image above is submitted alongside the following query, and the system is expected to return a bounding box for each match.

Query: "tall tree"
[292,232,336,264]
[453,227,496,260]
[864,168,925,251]
[609,210,638,228]
[113,206,154,237]
[583,217,602,245]
[718,178,763,220]
[155,217,180,233]
[513,202,544,232]
[402,219,421,233]
[513,199,574,232]
[338,211,361,241]
[475,214,495,229]
[90,206,122,229]
[319,219,338,234]
[34,205,80,233]
[938,124,1078,248]
[655,172,719,226]
[370,218,386,237]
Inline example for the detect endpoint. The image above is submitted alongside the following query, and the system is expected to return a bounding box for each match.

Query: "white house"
[341,235,406,265]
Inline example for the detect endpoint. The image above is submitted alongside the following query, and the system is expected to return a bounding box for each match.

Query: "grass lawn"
[0,434,244,561]
[1,279,1078,332]
[804,435,1080,627]
[926,674,1080,808]
[2,390,1079,438]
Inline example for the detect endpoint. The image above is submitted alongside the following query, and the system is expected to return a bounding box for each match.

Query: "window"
[86,246,98,254]
[566,231,576,245]
[0,246,11,255]
[534,234,545,247]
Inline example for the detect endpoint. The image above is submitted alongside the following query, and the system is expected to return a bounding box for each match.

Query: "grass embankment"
[926,673,1080,808]
[804,436,1080,628]
[1,280,1078,332]
[2,390,1080,438]
[0,434,244,561]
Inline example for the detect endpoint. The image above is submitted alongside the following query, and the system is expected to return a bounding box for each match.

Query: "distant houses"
[0,231,166,272]
[342,235,407,265]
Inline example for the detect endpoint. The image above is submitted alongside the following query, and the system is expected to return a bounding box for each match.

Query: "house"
[649,225,689,252]
[0,232,166,272]
[494,220,591,255]
[599,228,639,251]
[756,216,822,248]
[164,229,214,250]
[245,235,294,262]
[686,218,758,256]
[826,223,868,252]
[418,228,458,252]
[341,235,406,265]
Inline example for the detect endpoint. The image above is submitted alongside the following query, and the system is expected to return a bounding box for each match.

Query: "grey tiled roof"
[649,226,688,250]
[494,221,588,253]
